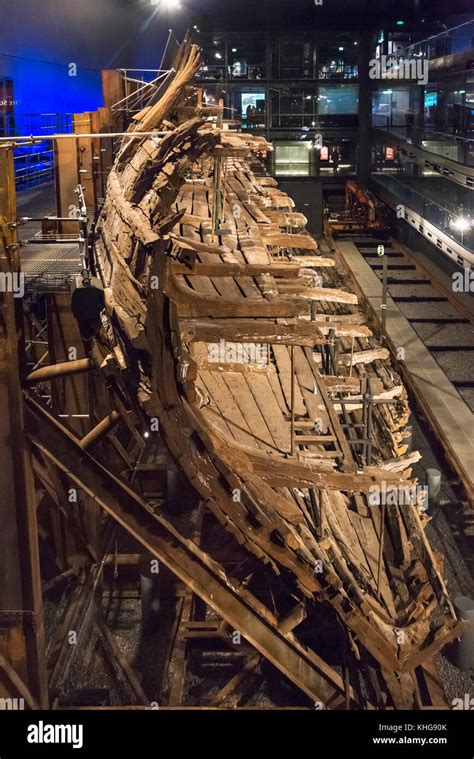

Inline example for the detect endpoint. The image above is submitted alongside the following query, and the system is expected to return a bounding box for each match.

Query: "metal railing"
[195,63,358,82]
[0,113,73,189]
[372,173,474,251]
[387,20,474,63]
[372,121,474,167]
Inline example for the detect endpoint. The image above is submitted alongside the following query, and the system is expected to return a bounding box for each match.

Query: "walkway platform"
[335,239,474,506]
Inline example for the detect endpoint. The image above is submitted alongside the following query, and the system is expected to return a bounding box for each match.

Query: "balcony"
[372,123,474,167]
[372,173,474,252]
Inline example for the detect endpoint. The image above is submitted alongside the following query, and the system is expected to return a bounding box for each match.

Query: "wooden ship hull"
[87,41,466,708]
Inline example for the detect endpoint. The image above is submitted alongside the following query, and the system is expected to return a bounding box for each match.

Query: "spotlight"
[338,47,344,51]
[231,48,237,53]
[153,0,181,9]
[215,52,222,59]
[144,431,150,439]
[452,217,471,232]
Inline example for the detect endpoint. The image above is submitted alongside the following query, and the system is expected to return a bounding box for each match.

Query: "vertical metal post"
[221,158,229,223]
[379,243,388,334]
[366,379,374,466]
[357,29,372,186]
[309,488,322,539]
[360,378,368,464]
[348,336,355,377]
[211,156,222,243]
[376,502,386,596]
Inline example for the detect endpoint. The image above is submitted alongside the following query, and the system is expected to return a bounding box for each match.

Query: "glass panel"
[274,141,311,176]
[318,35,358,80]
[195,33,226,82]
[270,34,316,80]
[227,32,266,80]
[318,85,358,114]
[372,174,474,250]
[241,91,266,128]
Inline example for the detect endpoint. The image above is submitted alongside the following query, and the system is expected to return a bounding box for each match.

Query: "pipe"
[139,554,161,633]
[426,468,442,516]
[0,131,168,144]
[79,411,121,450]
[453,596,474,671]
[26,358,93,384]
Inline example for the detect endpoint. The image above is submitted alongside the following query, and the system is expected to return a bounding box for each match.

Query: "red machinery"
[344,180,390,232]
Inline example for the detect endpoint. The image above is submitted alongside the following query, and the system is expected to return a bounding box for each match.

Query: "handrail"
[388,19,474,60]
[373,173,472,222]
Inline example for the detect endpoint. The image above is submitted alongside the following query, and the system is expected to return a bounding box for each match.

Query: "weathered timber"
[83,39,462,709]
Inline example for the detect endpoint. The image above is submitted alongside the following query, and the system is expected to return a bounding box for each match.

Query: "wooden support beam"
[73,111,98,215]
[46,534,114,699]
[166,271,358,317]
[96,613,149,706]
[209,654,261,707]
[25,394,351,707]
[171,262,304,278]
[181,318,324,346]
[186,404,415,493]
[261,233,318,251]
[0,145,49,708]
[0,652,40,710]
[53,136,80,235]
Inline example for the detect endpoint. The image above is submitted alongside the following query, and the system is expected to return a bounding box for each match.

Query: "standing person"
[246,103,253,128]
[250,105,257,129]
[330,146,340,173]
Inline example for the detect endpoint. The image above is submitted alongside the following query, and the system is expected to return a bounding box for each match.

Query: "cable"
[0,50,104,73]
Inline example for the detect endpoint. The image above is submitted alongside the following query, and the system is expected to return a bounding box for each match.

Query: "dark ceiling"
[183,0,473,33]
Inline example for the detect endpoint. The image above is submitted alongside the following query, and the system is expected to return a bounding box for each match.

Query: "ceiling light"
[152,0,181,7]
[215,53,222,59]
[338,47,344,51]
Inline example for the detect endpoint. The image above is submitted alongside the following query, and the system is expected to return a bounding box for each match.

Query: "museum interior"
[0,0,473,719]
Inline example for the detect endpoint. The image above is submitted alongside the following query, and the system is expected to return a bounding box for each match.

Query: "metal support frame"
[0,146,49,708]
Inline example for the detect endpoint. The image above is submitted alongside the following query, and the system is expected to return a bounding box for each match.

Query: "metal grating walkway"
[21,241,82,293]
